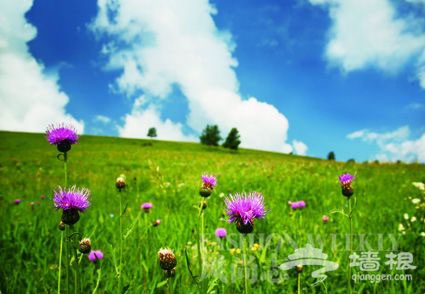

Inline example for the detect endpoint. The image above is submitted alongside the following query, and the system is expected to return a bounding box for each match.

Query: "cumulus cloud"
[347,126,425,162]
[91,0,302,153]
[309,0,425,87]
[0,0,84,133]
[292,140,308,156]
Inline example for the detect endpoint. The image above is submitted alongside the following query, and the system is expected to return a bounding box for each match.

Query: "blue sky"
[1,0,425,162]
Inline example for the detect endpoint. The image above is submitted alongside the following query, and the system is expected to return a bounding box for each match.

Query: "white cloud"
[0,0,84,133]
[292,140,308,155]
[309,0,425,87]
[118,97,195,141]
[91,0,299,153]
[94,115,111,124]
[347,126,425,162]
[405,102,424,110]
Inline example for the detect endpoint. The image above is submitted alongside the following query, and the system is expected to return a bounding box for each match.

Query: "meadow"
[1,131,424,293]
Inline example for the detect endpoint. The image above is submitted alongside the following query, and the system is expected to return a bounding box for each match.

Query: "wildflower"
[296,264,304,273]
[290,200,306,209]
[58,221,66,231]
[158,248,177,271]
[215,228,227,238]
[225,192,266,234]
[88,250,104,262]
[153,219,161,227]
[141,202,153,212]
[230,248,241,255]
[411,216,417,222]
[116,174,126,191]
[79,238,91,254]
[53,186,90,225]
[403,213,409,220]
[46,123,78,153]
[251,243,261,252]
[322,215,330,223]
[339,173,354,197]
[412,182,425,191]
[412,198,421,205]
[199,174,217,197]
[398,223,405,232]
[420,232,425,237]
[14,199,22,205]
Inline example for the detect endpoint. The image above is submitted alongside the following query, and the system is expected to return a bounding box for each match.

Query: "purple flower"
[339,173,354,185]
[88,250,104,262]
[215,228,227,238]
[290,200,306,210]
[14,199,22,205]
[46,123,78,145]
[53,186,90,212]
[201,175,217,189]
[141,202,153,212]
[225,192,266,225]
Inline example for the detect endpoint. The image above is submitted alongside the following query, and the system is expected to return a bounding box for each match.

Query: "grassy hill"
[1,131,424,293]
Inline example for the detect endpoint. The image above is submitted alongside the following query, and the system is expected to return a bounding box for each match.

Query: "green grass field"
[1,131,424,293]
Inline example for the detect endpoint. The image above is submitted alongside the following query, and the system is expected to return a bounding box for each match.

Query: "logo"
[279,244,339,285]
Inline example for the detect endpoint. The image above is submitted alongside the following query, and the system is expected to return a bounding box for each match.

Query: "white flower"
[411,198,421,205]
[398,223,405,232]
[412,182,425,191]
[403,213,409,220]
[411,216,417,222]
[420,232,425,237]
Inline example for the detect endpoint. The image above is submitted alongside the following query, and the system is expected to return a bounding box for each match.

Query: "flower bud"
[153,219,161,227]
[116,176,126,191]
[322,215,330,223]
[199,187,212,198]
[79,238,91,254]
[158,248,177,271]
[61,209,80,225]
[236,220,254,234]
[57,140,72,153]
[58,221,66,231]
[296,264,303,273]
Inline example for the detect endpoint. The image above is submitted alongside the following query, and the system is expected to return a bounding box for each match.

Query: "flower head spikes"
[339,173,355,197]
[199,174,217,197]
[46,123,78,153]
[225,192,266,234]
[53,186,90,225]
[88,250,104,262]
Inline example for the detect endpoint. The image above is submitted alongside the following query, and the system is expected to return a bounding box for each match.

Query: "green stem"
[297,272,301,294]
[119,191,123,292]
[92,267,101,294]
[348,197,353,293]
[242,235,249,294]
[197,199,205,291]
[167,277,172,294]
[64,152,68,187]
[57,231,64,293]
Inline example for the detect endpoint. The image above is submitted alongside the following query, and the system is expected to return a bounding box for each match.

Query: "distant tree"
[327,151,335,161]
[223,128,241,150]
[346,158,356,164]
[147,127,157,138]
[200,125,221,146]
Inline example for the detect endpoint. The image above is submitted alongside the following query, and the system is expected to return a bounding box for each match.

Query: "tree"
[223,128,241,150]
[327,151,335,161]
[200,125,221,146]
[147,127,157,138]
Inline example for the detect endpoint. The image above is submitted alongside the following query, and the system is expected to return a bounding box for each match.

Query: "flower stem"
[242,235,249,294]
[57,231,64,294]
[119,190,123,292]
[347,197,353,293]
[92,266,102,294]
[297,272,301,294]
[197,199,205,290]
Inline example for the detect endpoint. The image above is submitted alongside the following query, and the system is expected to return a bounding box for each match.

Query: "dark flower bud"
[199,187,212,198]
[153,219,161,227]
[296,264,303,273]
[116,176,126,191]
[61,209,80,225]
[79,238,92,254]
[236,220,254,234]
[158,248,177,271]
[58,221,66,231]
[341,185,354,197]
[57,140,72,153]
[199,201,207,210]
[164,268,176,278]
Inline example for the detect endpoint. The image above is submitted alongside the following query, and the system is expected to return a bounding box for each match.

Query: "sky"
[1,0,425,162]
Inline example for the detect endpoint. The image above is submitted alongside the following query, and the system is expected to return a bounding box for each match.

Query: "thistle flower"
[158,248,177,271]
[141,202,153,212]
[46,123,78,153]
[79,238,91,254]
[322,215,330,223]
[225,192,266,234]
[116,174,126,190]
[290,200,306,209]
[14,199,22,205]
[215,228,227,238]
[53,186,90,225]
[199,174,217,197]
[339,173,354,197]
[88,250,104,262]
